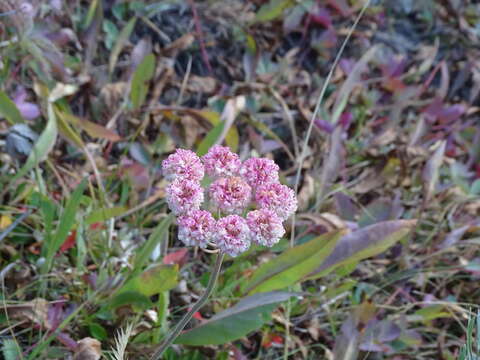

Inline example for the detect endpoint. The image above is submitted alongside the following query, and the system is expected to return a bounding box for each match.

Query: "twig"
[188,0,213,76]
[150,253,225,359]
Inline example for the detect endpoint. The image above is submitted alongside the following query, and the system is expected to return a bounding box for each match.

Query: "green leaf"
[109,17,137,74]
[10,103,58,184]
[109,265,178,312]
[0,91,25,125]
[108,291,152,310]
[55,106,84,148]
[175,292,295,346]
[134,214,173,271]
[1,339,21,360]
[89,322,108,340]
[471,179,480,196]
[254,0,295,23]
[196,121,225,157]
[413,305,451,322]
[196,110,239,153]
[120,264,178,297]
[130,53,155,109]
[241,230,343,294]
[306,220,417,280]
[85,206,127,225]
[42,179,87,273]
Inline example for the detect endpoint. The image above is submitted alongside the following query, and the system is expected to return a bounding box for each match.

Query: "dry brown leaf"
[100,82,129,110]
[186,75,217,94]
[163,33,195,56]
[73,337,101,360]
[351,169,385,195]
[307,316,320,341]
[7,298,50,328]
[297,174,315,211]
[180,115,201,148]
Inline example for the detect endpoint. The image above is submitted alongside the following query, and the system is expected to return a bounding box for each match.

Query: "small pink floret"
[247,209,285,247]
[255,182,297,220]
[162,149,204,181]
[209,176,251,214]
[239,157,280,188]
[177,210,216,248]
[215,215,251,257]
[202,145,241,178]
[166,178,204,215]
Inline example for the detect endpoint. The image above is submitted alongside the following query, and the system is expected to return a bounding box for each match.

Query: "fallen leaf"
[73,338,101,360]
[0,215,12,230]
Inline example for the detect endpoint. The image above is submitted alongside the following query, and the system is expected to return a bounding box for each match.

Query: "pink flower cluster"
[162,146,297,257]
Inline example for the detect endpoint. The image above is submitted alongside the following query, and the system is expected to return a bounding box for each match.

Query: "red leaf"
[163,248,189,266]
[193,311,204,320]
[309,7,332,28]
[90,222,104,230]
[271,334,284,344]
[327,0,352,16]
[58,230,76,254]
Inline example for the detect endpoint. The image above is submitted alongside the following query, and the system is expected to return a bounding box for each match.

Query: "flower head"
[247,209,285,247]
[209,176,251,214]
[239,157,280,188]
[162,149,204,182]
[166,178,204,215]
[215,215,251,257]
[202,145,241,178]
[177,210,216,248]
[255,182,297,220]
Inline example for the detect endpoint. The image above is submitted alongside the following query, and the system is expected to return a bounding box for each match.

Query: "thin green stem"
[150,252,225,360]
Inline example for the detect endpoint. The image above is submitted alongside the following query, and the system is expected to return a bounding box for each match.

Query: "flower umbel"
[239,157,279,188]
[209,176,252,214]
[166,179,204,215]
[215,215,251,257]
[162,149,204,182]
[202,145,241,178]
[255,182,298,220]
[247,209,285,247]
[177,210,216,248]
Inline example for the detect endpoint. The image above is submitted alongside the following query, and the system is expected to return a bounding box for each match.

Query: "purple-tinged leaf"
[439,225,470,249]
[309,6,332,28]
[334,192,358,222]
[339,58,355,75]
[314,118,334,133]
[381,56,407,78]
[283,4,307,33]
[307,220,416,279]
[175,292,297,346]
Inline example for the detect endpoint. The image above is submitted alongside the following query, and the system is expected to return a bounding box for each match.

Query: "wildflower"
[177,210,216,248]
[166,179,204,215]
[162,149,204,182]
[215,215,251,257]
[209,176,252,214]
[202,145,241,178]
[247,209,285,247]
[255,182,297,220]
[239,157,279,188]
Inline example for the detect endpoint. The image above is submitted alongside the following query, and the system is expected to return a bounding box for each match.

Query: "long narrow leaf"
[306,220,416,280]
[241,230,343,294]
[42,179,87,272]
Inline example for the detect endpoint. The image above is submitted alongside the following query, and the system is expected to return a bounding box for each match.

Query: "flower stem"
[150,252,225,360]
